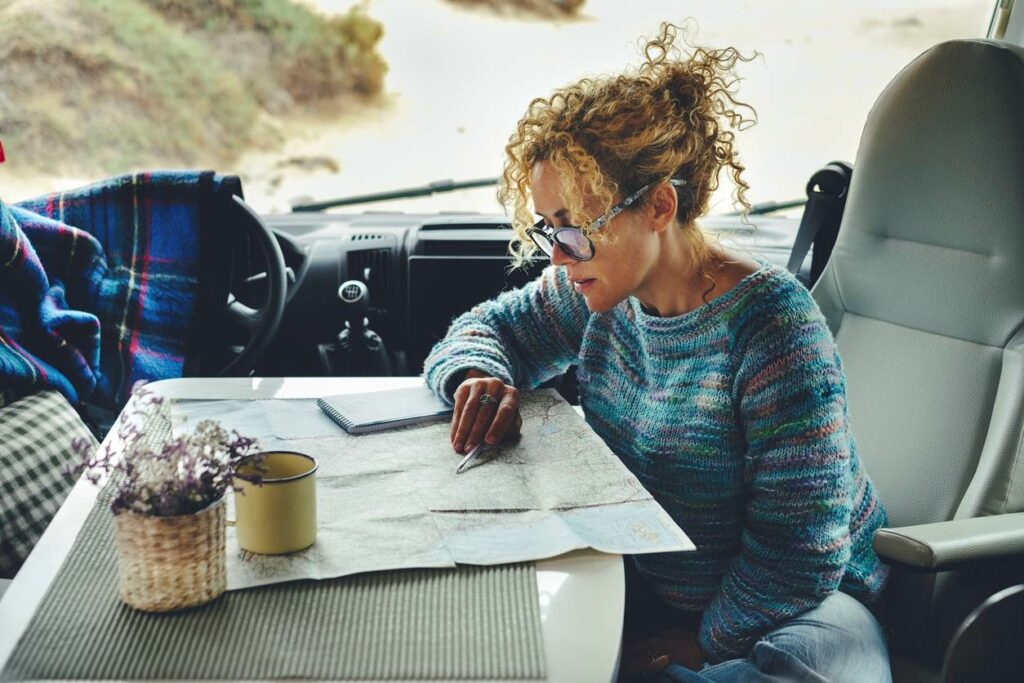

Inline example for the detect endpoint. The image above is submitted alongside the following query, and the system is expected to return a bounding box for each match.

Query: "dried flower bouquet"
[68,383,262,611]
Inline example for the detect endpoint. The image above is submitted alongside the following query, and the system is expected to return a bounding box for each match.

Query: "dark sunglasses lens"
[555,229,592,260]
[530,231,553,256]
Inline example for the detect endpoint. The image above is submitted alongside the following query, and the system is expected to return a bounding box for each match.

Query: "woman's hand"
[619,628,705,681]
[451,369,522,454]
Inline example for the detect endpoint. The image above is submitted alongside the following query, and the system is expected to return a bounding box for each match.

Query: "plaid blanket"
[1,172,239,407]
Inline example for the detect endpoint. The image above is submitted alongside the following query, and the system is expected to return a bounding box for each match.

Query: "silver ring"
[479,393,497,406]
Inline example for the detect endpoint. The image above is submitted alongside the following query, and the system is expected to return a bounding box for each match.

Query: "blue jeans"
[655,592,892,683]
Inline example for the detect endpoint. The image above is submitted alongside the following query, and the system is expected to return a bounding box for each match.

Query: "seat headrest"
[825,39,1024,347]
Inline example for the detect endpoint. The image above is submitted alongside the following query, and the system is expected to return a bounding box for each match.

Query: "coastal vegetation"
[0,0,386,175]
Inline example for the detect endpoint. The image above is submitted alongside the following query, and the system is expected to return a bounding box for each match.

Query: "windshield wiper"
[293,177,805,217]
[291,177,498,212]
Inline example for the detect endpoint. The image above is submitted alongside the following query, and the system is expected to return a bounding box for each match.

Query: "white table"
[0,377,624,683]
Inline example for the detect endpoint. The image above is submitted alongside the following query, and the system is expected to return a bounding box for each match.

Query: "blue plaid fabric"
[1,172,240,407]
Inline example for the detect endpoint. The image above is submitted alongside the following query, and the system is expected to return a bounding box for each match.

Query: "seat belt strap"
[787,161,853,282]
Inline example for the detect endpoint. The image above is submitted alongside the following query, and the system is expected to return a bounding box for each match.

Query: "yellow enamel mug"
[234,451,318,555]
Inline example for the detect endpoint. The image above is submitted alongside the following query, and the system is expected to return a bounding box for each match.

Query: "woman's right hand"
[451,369,522,455]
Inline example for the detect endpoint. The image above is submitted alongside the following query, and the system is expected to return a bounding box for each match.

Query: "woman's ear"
[648,182,678,233]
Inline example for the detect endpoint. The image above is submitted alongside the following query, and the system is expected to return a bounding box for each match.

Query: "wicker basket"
[113,498,227,612]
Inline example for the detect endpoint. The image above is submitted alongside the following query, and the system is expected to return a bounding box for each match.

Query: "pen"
[455,442,485,474]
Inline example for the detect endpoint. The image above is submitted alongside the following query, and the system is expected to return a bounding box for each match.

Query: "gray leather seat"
[811,39,1024,682]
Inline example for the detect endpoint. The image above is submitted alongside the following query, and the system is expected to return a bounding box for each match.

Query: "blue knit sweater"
[424,260,889,662]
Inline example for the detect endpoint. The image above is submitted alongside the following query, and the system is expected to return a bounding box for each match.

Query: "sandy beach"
[1,0,991,215]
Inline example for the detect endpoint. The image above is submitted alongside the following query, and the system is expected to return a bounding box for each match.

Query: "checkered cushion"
[0,391,97,578]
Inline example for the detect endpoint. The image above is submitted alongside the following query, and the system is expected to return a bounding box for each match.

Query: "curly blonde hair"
[499,22,757,274]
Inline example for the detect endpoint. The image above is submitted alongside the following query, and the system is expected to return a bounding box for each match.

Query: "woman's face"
[529,160,659,313]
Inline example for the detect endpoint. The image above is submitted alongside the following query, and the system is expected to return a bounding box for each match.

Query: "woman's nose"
[550,243,574,266]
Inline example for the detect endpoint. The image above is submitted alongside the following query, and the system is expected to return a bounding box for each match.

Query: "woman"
[424,23,891,682]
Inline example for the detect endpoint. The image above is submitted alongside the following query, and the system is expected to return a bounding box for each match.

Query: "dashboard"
[242,210,803,378]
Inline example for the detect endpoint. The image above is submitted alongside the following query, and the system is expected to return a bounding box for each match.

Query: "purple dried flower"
[69,383,262,517]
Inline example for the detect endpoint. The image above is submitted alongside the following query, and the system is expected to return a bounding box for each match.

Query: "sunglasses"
[527,178,686,261]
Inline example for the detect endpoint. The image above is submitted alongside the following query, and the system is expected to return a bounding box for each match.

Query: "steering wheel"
[217,195,288,376]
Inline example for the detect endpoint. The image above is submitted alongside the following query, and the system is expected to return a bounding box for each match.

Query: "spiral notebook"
[317,385,453,434]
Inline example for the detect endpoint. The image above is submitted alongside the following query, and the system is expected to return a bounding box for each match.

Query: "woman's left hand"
[619,628,704,680]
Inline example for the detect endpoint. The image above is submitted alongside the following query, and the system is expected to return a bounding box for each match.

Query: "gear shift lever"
[338,280,370,339]
[319,279,391,376]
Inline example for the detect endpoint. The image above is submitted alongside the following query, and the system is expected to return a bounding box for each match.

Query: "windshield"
[0,0,993,216]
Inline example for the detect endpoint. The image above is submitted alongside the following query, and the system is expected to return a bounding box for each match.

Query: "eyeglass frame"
[526,177,687,262]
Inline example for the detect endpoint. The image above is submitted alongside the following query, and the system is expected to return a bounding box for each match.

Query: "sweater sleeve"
[698,291,855,662]
[422,265,590,403]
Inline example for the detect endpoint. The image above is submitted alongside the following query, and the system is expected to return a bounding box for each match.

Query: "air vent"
[350,233,386,241]
[348,248,393,312]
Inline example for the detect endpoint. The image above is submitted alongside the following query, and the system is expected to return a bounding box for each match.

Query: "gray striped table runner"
[2,406,546,680]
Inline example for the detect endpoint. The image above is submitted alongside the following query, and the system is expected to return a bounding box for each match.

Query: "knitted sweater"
[423,260,889,662]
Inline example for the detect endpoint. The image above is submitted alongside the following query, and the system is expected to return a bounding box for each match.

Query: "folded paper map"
[173,389,694,590]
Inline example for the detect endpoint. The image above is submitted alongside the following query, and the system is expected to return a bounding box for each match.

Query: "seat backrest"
[812,39,1024,528]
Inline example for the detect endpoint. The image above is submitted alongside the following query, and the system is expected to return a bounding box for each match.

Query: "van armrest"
[873,512,1024,570]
